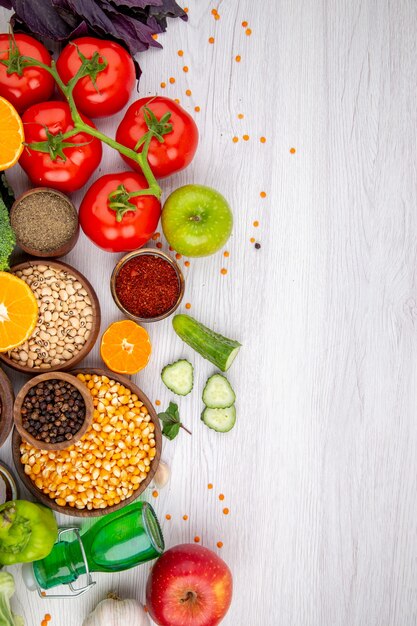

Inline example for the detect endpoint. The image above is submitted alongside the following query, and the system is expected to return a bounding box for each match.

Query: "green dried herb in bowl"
[10,188,79,258]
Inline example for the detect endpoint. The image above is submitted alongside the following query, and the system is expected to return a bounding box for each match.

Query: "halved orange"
[100,320,152,374]
[0,272,38,352]
[0,96,25,170]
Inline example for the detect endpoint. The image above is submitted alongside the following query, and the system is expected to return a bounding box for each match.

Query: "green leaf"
[158,402,188,440]
[0,196,15,272]
[0,173,14,212]
[162,422,181,440]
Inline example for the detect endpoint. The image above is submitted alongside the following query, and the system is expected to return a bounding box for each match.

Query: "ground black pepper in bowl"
[21,380,86,445]
[11,189,78,256]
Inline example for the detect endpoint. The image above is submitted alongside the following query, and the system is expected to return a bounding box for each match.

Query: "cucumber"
[161,359,194,395]
[172,314,241,372]
[201,405,236,432]
[202,374,235,408]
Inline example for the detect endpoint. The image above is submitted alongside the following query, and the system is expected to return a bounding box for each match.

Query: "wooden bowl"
[10,188,79,258]
[110,249,185,322]
[12,368,162,517]
[13,371,93,451]
[0,367,14,448]
[0,260,101,374]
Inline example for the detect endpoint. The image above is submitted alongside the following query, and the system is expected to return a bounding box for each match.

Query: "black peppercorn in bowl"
[13,372,93,451]
[110,249,185,323]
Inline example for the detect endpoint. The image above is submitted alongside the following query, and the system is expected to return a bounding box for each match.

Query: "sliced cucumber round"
[161,359,194,396]
[202,374,235,408]
[201,405,236,432]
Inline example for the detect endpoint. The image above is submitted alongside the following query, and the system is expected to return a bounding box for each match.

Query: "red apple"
[146,543,233,626]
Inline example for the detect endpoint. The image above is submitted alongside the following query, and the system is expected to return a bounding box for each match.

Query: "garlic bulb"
[82,594,150,626]
[153,460,171,489]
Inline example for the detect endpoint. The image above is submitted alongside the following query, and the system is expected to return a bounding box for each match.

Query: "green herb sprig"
[158,402,192,440]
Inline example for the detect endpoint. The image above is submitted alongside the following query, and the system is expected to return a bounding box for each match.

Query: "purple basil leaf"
[8,0,75,38]
[110,0,163,8]
[0,0,13,9]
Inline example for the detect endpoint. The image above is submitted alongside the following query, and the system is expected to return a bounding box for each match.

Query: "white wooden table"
[2,1,417,624]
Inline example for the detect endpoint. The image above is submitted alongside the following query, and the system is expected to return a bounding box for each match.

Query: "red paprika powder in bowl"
[111,249,185,322]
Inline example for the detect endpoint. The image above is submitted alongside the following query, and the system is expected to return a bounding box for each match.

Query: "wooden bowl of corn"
[12,368,162,517]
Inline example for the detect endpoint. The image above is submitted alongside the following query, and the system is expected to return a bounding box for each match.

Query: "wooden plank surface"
[2,1,417,624]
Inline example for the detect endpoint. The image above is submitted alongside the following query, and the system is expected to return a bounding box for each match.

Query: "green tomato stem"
[14,55,162,200]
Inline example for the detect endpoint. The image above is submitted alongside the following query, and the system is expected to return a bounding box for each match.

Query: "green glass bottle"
[23,501,164,596]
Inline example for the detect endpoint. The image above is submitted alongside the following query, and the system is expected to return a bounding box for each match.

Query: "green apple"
[161,185,233,257]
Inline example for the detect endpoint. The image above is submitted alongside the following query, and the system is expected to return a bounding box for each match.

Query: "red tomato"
[79,172,161,252]
[56,37,135,118]
[0,34,54,114]
[116,96,199,179]
[19,101,102,193]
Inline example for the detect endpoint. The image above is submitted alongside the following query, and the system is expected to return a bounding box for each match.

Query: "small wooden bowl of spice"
[13,371,93,451]
[111,249,185,322]
[0,259,101,374]
[0,367,14,449]
[10,188,79,258]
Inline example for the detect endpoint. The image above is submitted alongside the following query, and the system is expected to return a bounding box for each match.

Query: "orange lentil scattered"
[169,77,175,84]
[165,514,172,520]
[253,220,259,227]
[152,232,160,240]
[208,483,213,489]
[152,490,159,498]
[219,493,225,500]
[44,616,51,622]
[223,251,230,257]
[237,113,244,119]
[260,191,267,198]
[211,8,217,15]
[41,591,46,597]
[223,507,230,515]
[41,621,48,626]
[152,34,158,40]
[174,98,180,104]
[214,13,220,20]
[176,253,182,260]
[220,268,228,275]
[183,7,188,13]
[155,399,161,406]
[144,606,149,613]
[185,89,192,96]
[194,106,200,112]
[185,303,192,310]
[194,536,201,543]
[169,246,174,251]
[242,20,248,27]
[250,237,255,243]
[209,37,215,44]
[177,49,184,56]
[232,136,239,143]
[184,260,191,267]
[235,55,241,62]
[183,515,188,521]
[160,82,166,88]
[156,242,163,249]
[217,541,224,548]
[243,134,250,141]
[290,147,296,154]
[245,28,252,36]
[183,66,189,72]
[260,136,266,143]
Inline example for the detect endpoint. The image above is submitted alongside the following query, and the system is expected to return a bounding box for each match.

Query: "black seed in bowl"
[21,380,86,445]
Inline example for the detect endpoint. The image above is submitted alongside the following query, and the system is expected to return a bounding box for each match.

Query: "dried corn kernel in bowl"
[19,373,157,511]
